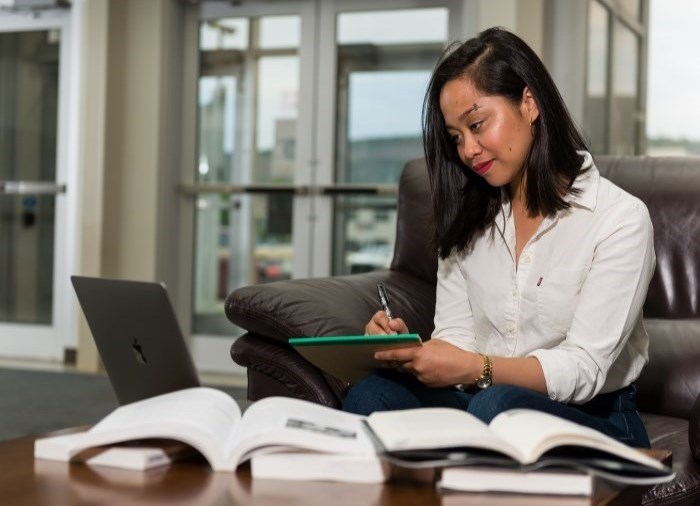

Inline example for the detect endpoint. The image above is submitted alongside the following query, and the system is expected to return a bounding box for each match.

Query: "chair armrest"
[691,394,700,462]
[225,269,436,345]
[231,333,346,406]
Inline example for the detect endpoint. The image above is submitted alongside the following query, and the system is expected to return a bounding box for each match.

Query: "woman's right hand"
[364,310,410,335]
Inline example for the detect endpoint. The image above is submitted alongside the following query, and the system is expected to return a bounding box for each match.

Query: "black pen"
[376,283,393,320]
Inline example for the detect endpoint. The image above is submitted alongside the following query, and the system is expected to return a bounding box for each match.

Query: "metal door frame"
[0,9,78,363]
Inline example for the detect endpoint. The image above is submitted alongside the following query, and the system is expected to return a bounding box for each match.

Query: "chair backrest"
[597,155,700,418]
[390,159,437,284]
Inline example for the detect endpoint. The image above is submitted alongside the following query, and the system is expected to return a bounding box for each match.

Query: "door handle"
[0,181,67,195]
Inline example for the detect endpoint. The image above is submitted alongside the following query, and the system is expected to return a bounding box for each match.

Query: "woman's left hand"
[374,339,481,387]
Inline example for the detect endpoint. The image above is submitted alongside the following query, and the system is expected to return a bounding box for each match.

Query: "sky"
[646,0,700,140]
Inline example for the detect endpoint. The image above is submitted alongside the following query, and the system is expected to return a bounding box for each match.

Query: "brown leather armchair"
[227,156,700,505]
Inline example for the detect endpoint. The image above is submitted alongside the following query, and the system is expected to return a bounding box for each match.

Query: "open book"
[289,333,422,384]
[34,387,387,481]
[364,407,675,485]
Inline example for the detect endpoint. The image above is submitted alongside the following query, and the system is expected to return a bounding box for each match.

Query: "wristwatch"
[475,354,493,389]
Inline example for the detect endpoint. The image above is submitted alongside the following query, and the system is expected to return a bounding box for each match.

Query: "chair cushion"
[637,320,700,418]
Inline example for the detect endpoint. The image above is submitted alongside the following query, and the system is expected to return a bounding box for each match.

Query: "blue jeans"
[342,371,650,448]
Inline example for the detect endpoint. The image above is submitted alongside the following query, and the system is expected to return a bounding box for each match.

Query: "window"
[646,0,699,156]
[584,1,609,154]
[194,15,300,334]
[610,21,640,155]
[189,1,457,342]
[583,0,646,155]
[333,8,448,275]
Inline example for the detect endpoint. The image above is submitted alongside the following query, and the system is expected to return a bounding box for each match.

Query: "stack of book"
[365,407,674,496]
[34,385,674,496]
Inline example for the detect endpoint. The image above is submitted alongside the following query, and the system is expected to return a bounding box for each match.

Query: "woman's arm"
[431,254,479,350]
[528,198,655,403]
[375,338,547,392]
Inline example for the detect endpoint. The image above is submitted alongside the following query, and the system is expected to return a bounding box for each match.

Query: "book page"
[488,409,664,468]
[84,387,242,469]
[228,396,373,466]
[366,408,524,462]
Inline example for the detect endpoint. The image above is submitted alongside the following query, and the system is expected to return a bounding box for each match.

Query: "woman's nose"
[461,134,481,162]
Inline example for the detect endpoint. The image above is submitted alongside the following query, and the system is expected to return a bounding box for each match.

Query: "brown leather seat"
[226,156,700,505]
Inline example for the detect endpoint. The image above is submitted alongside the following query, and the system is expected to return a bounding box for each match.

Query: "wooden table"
[3,433,663,505]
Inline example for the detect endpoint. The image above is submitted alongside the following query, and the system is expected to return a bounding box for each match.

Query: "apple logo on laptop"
[131,339,148,365]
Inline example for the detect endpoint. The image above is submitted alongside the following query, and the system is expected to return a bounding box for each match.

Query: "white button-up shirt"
[433,152,656,404]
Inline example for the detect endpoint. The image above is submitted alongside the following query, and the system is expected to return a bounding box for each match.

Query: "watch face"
[476,377,492,389]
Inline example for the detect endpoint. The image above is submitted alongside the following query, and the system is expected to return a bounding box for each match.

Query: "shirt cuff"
[527,349,569,403]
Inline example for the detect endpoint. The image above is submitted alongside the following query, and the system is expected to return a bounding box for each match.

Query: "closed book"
[35,435,194,471]
[251,450,389,483]
[439,466,594,495]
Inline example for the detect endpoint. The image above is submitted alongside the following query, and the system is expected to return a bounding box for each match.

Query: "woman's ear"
[521,87,540,123]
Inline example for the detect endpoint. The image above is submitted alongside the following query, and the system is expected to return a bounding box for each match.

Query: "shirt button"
[506,322,516,333]
[522,255,531,264]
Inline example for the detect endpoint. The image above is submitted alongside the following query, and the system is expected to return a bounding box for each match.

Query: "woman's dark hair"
[422,27,587,259]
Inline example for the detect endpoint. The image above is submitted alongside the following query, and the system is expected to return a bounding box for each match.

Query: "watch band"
[475,354,493,389]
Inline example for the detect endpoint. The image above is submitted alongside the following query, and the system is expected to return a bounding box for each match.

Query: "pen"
[376,283,393,320]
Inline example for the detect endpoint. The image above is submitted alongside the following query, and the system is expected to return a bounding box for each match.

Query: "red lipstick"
[473,160,494,176]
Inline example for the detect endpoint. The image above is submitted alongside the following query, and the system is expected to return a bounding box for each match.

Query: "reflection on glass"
[198,76,237,183]
[0,31,59,325]
[337,9,448,45]
[611,22,639,155]
[584,1,609,154]
[195,16,299,335]
[333,196,397,276]
[256,56,299,184]
[340,70,430,184]
[193,194,293,334]
[200,18,249,50]
[333,8,447,276]
[260,16,300,49]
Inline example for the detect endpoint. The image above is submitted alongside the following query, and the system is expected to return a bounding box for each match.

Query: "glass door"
[189,9,302,337]
[331,7,449,275]
[0,14,73,362]
[186,1,458,372]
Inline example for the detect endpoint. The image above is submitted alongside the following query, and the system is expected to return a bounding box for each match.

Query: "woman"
[342,27,655,447]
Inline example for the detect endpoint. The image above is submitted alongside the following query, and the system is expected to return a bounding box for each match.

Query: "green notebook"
[289,334,422,384]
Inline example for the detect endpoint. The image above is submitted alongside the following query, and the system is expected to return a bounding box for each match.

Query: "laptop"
[71,276,200,405]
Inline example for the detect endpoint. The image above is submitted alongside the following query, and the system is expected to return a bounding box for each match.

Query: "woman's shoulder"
[596,173,649,214]
[591,176,654,242]
[568,154,651,232]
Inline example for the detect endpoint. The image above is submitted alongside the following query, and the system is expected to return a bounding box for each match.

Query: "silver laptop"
[71,276,200,405]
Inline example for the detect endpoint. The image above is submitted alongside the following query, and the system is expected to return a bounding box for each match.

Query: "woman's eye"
[450,134,461,145]
[469,121,484,132]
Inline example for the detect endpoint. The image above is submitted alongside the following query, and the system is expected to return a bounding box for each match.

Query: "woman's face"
[439,78,539,197]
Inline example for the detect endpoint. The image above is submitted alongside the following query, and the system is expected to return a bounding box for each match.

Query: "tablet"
[289,334,422,384]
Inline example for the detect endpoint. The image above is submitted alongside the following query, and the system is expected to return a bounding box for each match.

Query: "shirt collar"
[495,151,599,235]
[565,151,599,212]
